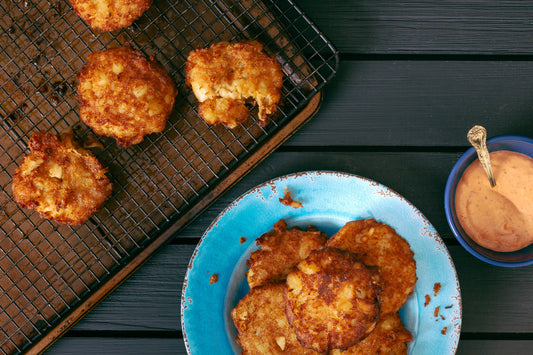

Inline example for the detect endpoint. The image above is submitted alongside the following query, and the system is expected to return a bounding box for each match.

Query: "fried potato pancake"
[327,219,417,315]
[12,132,112,225]
[69,0,152,32]
[284,247,381,353]
[77,47,177,147]
[185,41,283,128]
[231,283,320,355]
[329,312,413,355]
[246,219,328,289]
[197,96,250,129]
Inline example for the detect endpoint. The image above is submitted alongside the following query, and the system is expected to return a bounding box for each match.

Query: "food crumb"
[441,327,448,335]
[445,304,453,309]
[434,306,440,318]
[433,282,442,296]
[209,274,218,284]
[239,237,247,244]
[440,315,446,320]
[424,294,431,307]
[279,187,302,208]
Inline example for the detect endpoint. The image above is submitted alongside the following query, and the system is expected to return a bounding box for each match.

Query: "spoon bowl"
[444,134,533,267]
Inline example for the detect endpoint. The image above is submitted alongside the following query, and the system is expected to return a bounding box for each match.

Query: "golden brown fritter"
[231,283,320,355]
[329,312,413,355]
[246,219,328,289]
[12,132,112,225]
[284,247,381,353]
[77,46,177,147]
[68,0,153,32]
[197,97,250,129]
[327,219,417,315]
[185,41,283,128]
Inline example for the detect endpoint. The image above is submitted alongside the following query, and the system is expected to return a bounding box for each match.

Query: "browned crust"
[69,0,153,32]
[77,46,177,147]
[12,132,113,225]
[198,97,250,128]
[329,312,413,355]
[246,219,328,289]
[284,247,381,353]
[327,219,417,315]
[231,283,320,355]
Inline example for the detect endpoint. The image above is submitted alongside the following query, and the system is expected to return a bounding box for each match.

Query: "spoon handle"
[467,125,496,187]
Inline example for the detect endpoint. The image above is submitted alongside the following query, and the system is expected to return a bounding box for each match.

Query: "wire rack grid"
[0,0,338,353]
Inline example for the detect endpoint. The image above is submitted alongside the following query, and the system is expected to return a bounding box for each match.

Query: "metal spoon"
[467,125,496,187]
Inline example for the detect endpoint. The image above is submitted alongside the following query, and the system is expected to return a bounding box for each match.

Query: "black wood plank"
[174,151,462,242]
[67,244,533,334]
[297,0,533,54]
[285,60,533,147]
[72,244,187,332]
[45,337,533,355]
[457,340,533,355]
[453,247,533,334]
[46,338,186,355]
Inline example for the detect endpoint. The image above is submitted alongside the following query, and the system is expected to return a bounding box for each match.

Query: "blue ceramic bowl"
[444,135,533,267]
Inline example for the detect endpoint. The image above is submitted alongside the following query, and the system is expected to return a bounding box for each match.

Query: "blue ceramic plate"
[181,171,461,354]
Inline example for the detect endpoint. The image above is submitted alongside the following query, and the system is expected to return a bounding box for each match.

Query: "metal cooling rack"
[0,0,338,353]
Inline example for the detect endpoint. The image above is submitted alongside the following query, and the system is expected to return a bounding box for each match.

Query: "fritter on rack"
[12,132,112,225]
[284,247,381,353]
[246,219,328,289]
[185,41,283,128]
[68,0,153,32]
[327,218,417,315]
[77,46,177,147]
[329,312,413,355]
[231,283,320,355]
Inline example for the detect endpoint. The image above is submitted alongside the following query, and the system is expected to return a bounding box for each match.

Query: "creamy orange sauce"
[455,150,533,252]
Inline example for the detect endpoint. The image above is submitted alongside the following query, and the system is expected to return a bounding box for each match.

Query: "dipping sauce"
[455,150,533,252]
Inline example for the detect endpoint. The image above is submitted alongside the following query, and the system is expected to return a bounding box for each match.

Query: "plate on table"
[181,171,462,354]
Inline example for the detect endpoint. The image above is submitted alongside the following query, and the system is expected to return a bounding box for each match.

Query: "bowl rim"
[444,134,533,267]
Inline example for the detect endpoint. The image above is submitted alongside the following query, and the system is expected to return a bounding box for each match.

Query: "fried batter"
[198,97,250,128]
[185,41,283,128]
[231,283,320,355]
[12,132,112,225]
[69,0,153,32]
[284,247,381,353]
[246,219,327,289]
[77,46,177,147]
[329,312,413,355]
[327,219,417,315]
[279,187,303,208]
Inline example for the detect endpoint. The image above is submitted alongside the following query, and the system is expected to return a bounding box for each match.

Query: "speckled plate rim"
[181,171,462,354]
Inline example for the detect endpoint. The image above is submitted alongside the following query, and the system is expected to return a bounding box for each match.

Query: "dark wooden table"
[46,1,533,354]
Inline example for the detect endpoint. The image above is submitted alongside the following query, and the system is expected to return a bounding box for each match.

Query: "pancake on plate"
[246,219,328,289]
[185,41,283,128]
[231,283,320,355]
[68,0,153,32]
[327,218,417,315]
[12,131,112,225]
[329,312,413,355]
[77,46,177,147]
[284,247,381,353]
